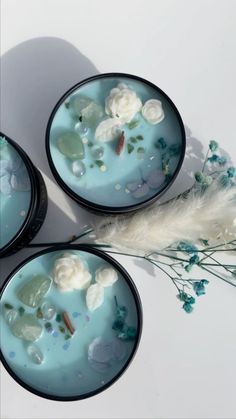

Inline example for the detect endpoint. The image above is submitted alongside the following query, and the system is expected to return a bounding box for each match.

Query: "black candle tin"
[0,244,142,401]
[0,133,48,257]
[46,73,186,215]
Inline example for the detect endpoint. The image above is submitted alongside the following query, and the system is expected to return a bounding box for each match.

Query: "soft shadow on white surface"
[0,37,100,282]
[0,37,206,284]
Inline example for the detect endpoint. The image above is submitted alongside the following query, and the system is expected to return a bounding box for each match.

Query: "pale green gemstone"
[81,102,103,125]
[17,275,51,308]
[57,132,84,160]
[71,95,92,115]
[10,314,43,342]
[71,95,103,125]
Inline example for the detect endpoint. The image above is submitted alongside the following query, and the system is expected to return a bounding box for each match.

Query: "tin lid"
[0,133,33,254]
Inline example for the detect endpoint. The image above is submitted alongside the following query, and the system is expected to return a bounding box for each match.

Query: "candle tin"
[0,133,48,257]
[0,245,142,401]
[46,73,186,214]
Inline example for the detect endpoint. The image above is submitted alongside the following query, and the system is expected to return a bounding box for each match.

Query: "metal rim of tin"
[46,72,186,215]
[0,133,48,257]
[0,243,143,401]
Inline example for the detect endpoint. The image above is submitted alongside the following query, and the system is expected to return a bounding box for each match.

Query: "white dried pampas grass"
[94,182,236,255]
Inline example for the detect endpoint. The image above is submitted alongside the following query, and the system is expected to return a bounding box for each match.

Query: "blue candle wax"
[0,248,141,400]
[0,135,31,250]
[47,75,185,210]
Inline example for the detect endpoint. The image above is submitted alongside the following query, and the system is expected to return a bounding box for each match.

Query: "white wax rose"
[95,267,118,287]
[95,118,122,142]
[105,83,142,123]
[52,253,92,292]
[142,99,165,124]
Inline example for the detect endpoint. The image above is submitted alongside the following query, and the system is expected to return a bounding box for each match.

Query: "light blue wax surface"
[48,76,184,208]
[0,138,31,249]
[0,249,140,398]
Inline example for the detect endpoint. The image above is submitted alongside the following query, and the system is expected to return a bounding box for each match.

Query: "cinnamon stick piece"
[115,131,125,155]
[62,312,75,335]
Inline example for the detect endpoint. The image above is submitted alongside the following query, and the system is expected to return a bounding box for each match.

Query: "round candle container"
[46,73,186,214]
[0,245,142,401]
[0,133,48,257]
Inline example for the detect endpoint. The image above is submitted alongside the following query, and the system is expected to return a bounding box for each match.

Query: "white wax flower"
[105,83,142,123]
[95,267,118,287]
[142,99,165,124]
[86,283,104,311]
[95,118,122,142]
[52,253,92,292]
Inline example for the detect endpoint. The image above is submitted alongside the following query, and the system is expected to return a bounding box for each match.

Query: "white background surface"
[1,1,236,418]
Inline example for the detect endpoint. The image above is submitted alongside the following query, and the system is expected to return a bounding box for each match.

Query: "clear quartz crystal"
[27,344,44,364]
[91,145,104,160]
[74,121,89,136]
[41,300,56,321]
[4,308,19,325]
[72,160,86,178]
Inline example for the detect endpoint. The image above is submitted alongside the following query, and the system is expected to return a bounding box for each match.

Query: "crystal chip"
[41,300,56,321]
[74,122,89,136]
[71,160,86,178]
[57,132,85,160]
[11,314,43,342]
[91,145,104,160]
[4,308,19,325]
[17,275,51,308]
[27,344,44,364]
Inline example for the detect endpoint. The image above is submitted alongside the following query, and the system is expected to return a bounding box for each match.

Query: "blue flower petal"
[0,174,11,195]
[0,160,11,176]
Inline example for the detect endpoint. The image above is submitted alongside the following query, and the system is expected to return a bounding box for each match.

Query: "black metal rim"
[0,133,38,256]
[46,72,186,214]
[0,244,143,401]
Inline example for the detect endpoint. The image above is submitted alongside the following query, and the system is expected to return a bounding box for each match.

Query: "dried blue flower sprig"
[26,140,236,313]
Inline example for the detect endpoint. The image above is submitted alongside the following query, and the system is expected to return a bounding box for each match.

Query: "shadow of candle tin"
[0,244,142,401]
[46,73,186,214]
[0,133,48,257]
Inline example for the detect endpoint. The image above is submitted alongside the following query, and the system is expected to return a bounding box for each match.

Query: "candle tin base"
[0,245,142,401]
[0,133,48,258]
[46,73,186,215]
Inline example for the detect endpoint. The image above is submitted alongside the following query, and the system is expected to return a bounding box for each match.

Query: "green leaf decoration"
[127,144,134,154]
[136,135,143,140]
[36,307,43,319]
[59,325,66,333]
[18,307,25,316]
[56,314,62,323]
[127,119,139,129]
[137,147,145,153]
[65,334,71,340]
[64,101,70,109]
[45,322,52,330]
[4,303,13,310]
[130,137,137,143]
[95,160,104,168]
